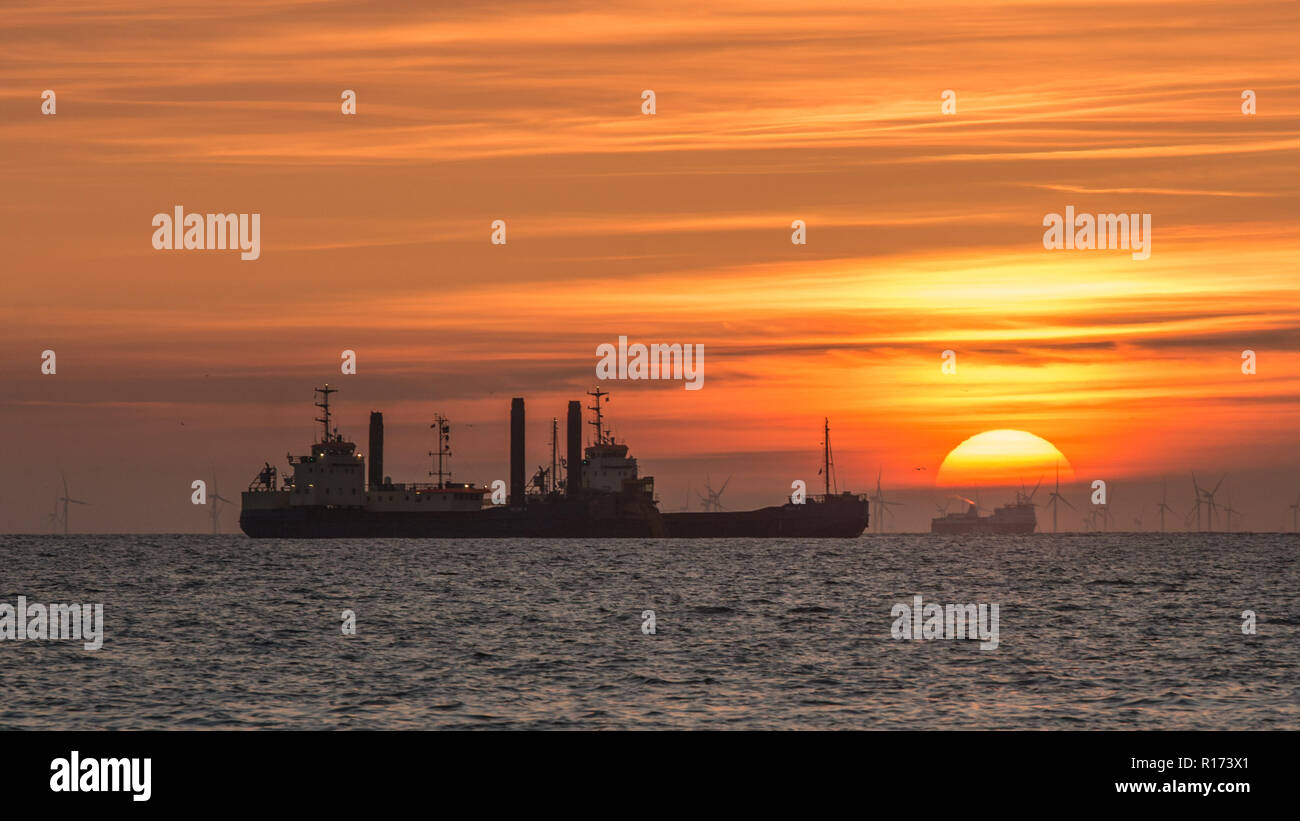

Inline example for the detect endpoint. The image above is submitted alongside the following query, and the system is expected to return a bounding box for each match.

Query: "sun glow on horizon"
[936,429,1074,487]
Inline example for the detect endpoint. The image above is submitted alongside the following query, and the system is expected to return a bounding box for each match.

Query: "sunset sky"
[2,0,1299,532]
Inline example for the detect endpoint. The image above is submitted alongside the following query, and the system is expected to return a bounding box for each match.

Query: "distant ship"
[663,419,870,537]
[930,493,1037,535]
[240,386,869,539]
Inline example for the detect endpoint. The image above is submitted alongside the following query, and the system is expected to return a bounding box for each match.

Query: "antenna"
[821,418,837,498]
[429,413,452,487]
[586,387,610,446]
[314,384,338,443]
[550,417,559,494]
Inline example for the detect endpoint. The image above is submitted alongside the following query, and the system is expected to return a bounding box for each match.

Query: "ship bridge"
[288,438,365,506]
[581,389,653,499]
[242,385,489,517]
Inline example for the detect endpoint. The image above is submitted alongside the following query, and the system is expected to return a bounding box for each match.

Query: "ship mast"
[823,418,831,498]
[550,416,559,493]
[429,414,452,487]
[314,384,338,443]
[587,387,610,445]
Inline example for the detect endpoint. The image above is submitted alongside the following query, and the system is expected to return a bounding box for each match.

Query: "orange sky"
[2,0,1299,532]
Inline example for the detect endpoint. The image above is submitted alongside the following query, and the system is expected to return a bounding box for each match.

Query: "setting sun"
[936,430,1074,487]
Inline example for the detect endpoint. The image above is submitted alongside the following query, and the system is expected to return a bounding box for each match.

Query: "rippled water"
[1,533,1296,729]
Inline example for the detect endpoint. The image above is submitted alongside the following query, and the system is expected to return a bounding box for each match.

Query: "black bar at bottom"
[6,730,1287,810]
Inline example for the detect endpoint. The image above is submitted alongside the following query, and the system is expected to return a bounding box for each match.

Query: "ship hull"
[930,501,1037,535]
[241,495,869,539]
[663,497,869,538]
[929,521,1036,535]
[240,497,664,539]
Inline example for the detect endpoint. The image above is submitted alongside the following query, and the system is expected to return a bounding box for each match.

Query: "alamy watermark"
[50,751,150,802]
[152,205,261,260]
[1042,206,1151,260]
[890,595,999,650]
[596,336,704,390]
[0,595,103,650]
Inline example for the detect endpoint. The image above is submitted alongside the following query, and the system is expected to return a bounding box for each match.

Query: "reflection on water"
[1,533,1296,729]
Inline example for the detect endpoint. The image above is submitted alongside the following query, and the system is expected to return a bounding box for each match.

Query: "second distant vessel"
[930,490,1038,535]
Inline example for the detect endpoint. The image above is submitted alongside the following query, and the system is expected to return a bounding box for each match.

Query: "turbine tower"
[1083,507,1099,531]
[209,472,232,534]
[1190,475,1204,531]
[1155,479,1174,533]
[1195,473,1225,532]
[1221,483,1242,533]
[1045,461,1075,533]
[47,496,61,535]
[1222,499,1242,533]
[870,467,903,532]
[57,473,88,536]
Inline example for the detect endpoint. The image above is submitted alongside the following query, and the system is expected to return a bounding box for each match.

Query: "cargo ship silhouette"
[240,386,869,539]
[930,488,1038,535]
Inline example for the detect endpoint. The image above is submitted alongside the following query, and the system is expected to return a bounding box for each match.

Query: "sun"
[936,430,1074,487]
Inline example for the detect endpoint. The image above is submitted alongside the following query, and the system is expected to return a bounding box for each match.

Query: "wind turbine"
[47,496,61,535]
[697,475,731,513]
[1289,493,1300,532]
[1196,473,1225,532]
[1019,476,1043,504]
[1222,499,1243,533]
[1155,479,1174,533]
[870,467,903,532]
[1221,483,1242,533]
[209,472,232,534]
[1132,505,1145,531]
[1045,462,1075,533]
[1190,473,1207,531]
[57,473,88,536]
[1084,503,1110,532]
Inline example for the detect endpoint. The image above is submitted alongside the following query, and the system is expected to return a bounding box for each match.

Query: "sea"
[1,533,1296,730]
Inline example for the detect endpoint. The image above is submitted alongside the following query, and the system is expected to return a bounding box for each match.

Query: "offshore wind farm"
[36,457,1300,535]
